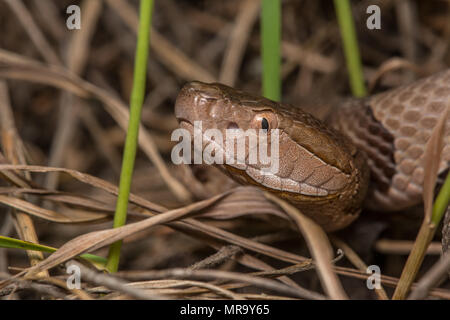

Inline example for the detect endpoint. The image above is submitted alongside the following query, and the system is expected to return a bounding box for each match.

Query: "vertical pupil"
[261,118,269,130]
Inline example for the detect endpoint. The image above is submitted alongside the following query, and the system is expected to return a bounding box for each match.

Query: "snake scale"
[175,70,450,231]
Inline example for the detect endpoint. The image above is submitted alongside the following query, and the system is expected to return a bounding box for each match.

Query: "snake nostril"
[227,122,239,130]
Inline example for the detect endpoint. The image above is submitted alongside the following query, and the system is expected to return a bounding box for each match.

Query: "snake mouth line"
[173,122,339,197]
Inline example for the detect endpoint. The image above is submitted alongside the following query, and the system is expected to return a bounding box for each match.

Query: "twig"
[189,245,243,270]
[0,279,65,299]
[128,279,242,300]
[67,261,167,300]
[113,268,325,300]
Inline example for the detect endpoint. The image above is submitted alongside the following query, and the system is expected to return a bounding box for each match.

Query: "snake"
[174,70,450,231]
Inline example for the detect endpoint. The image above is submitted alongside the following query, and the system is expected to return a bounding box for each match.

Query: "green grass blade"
[334,0,367,97]
[431,171,450,225]
[106,0,154,273]
[0,235,55,252]
[0,235,107,267]
[261,0,281,101]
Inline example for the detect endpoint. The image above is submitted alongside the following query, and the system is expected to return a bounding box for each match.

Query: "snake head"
[174,81,370,231]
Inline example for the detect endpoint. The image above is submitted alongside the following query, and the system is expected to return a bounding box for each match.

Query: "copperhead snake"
[174,70,450,232]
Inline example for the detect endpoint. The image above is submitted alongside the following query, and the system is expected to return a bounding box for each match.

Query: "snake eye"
[252,112,278,132]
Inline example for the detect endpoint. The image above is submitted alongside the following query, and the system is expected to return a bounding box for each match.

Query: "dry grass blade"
[0,153,34,188]
[281,41,338,73]
[1,193,229,280]
[0,165,312,266]
[65,0,102,74]
[367,57,424,93]
[26,275,94,300]
[0,187,147,220]
[6,166,437,299]
[45,0,103,190]
[5,0,68,192]
[129,279,242,300]
[194,241,308,290]
[66,261,167,300]
[0,278,66,299]
[0,164,166,213]
[219,0,260,86]
[4,0,61,65]
[0,80,47,275]
[0,194,108,223]
[233,252,308,290]
[264,192,348,299]
[423,105,449,222]
[79,106,122,174]
[395,0,417,64]
[0,51,89,97]
[375,239,442,255]
[0,187,112,207]
[38,192,116,213]
[84,278,245,299]
[393,104,449,299]
[105,0,216,83]
[200,186,286,219]
[0,165,328,295]
[115,268,325,300]
[334,266,450,299]
[178,217,309,264]
[31,1,64,41]
[0,49,191,203]
[250,262,315,279]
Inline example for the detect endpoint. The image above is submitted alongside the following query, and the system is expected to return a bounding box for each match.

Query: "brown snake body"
[175,70,450,231]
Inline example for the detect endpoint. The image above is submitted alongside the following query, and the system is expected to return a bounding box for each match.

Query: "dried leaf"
[0,195,107,223]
